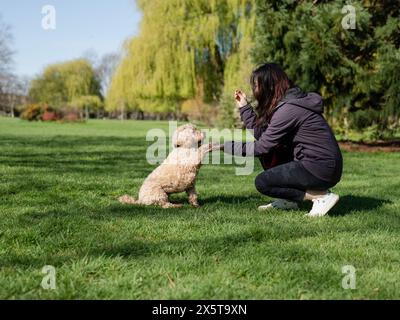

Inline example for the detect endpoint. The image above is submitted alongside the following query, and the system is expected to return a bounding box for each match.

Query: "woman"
[222,63,343,217]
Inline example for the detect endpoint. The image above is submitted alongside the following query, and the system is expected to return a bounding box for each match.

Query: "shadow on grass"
[88,194,391,222]
[0,134,146,148]
[102,202,196,218]
[0,231,265,269]
[7,195,395,269]
[0,135,153,175]
[16,202,200,227]
[329,195,391,216]
[197,194,390,217]
[200,195,263,205]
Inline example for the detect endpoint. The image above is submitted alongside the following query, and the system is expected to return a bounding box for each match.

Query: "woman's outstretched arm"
[224,104,299,157]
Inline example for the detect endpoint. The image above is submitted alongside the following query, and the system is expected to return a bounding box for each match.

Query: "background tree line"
[20,52,120,121]
[3,1,399,139]
[0,13,119,121]
[106,0,400,138]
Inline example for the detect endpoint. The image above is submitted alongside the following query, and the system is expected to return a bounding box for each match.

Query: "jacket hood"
[276,87,324,114]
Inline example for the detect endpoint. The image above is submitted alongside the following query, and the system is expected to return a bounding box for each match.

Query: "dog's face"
[172,124,205,149]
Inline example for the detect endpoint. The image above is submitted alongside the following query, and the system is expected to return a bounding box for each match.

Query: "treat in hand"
[234,89,248,108]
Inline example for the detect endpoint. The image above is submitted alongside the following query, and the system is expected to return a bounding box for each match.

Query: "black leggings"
[255,161,336,202]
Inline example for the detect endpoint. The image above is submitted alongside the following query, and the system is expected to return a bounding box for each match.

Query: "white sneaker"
[258,199,299,211]
[307,192,339,217]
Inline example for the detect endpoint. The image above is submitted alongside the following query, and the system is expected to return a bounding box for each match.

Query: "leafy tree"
[219,4,256,127]
[107,0,255,120]
[71,95,103,120]
[252,0,400,137]
[29,59,102,112]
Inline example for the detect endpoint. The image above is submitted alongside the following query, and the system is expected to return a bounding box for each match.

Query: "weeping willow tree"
[107,0,255,122]
[219,4,256,127]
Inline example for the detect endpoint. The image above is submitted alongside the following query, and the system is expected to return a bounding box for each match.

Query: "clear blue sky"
[0,0,141,77]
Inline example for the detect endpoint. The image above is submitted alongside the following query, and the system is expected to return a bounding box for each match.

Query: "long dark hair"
[250,63,292,125]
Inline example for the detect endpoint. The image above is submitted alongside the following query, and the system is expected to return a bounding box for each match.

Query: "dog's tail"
[118,195,138,205]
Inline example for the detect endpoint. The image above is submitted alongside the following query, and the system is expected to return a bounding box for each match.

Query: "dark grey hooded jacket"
[224,87,343,183]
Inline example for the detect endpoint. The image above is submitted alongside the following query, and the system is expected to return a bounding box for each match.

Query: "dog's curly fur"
[119,124,216,208]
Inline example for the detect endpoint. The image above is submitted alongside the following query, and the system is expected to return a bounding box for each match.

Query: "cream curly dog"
[119,124,217,208]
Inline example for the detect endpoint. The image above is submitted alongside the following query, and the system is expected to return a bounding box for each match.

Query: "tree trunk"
[138,110,144,120]
[120,106,125,121]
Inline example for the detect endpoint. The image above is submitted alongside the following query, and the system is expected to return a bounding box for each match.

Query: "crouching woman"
[222,63,343,217]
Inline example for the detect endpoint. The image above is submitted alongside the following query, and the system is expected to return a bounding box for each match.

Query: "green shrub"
[349,109,380,131]
[20,104,84,123]
[20,104,46,121]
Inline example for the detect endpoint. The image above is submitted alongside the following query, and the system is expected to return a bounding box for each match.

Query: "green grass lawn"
[0,117,399,299]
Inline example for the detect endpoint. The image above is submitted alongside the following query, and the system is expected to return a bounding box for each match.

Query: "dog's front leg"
[186,186,199,207]
[198,142,222,161]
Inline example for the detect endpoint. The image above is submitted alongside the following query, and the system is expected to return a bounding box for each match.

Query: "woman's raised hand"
[234,89,249,109]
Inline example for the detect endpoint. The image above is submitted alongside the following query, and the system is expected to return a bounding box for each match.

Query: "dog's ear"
[172,127,185,148]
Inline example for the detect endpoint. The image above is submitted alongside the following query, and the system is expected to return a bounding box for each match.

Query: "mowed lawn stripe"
[0,117,399,299]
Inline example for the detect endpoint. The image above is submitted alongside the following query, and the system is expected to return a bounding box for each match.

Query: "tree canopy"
[107,0,255,118]
[29,59,102,109]
[252,0,400,137]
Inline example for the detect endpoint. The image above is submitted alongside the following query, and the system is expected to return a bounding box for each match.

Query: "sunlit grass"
[0,117,399,299]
